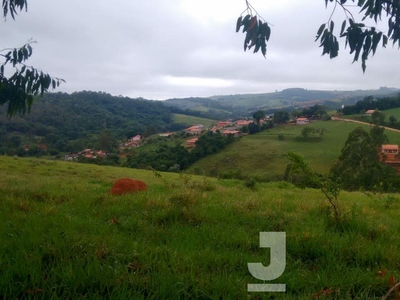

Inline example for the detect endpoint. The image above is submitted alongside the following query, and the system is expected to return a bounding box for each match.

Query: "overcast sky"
[1,0,399,100]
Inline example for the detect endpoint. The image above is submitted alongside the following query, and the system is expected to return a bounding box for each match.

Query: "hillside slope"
[187,119,400,178]
[1,155,399,298]
[166,87,399,113]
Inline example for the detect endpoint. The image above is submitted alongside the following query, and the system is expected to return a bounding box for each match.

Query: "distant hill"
[0,91,178,141]
[165,87,400,115]
[0,91,220,155]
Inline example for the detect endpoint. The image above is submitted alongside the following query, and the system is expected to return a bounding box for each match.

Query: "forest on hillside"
[0,91,189,154]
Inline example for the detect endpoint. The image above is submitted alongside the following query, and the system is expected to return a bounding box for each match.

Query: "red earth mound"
[110,178,148,196]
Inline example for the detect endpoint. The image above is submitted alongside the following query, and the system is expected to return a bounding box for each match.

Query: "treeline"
[124,131,235,172]
[342,94,400,115]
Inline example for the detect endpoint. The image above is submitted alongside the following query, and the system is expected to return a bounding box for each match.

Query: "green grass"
[187,119,400,178]
[172,113,217,127]
[343,107,400,123]
[1,156,400,299]
[382,107,400,120]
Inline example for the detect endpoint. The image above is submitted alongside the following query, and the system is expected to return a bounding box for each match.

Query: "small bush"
[243,177,257,190]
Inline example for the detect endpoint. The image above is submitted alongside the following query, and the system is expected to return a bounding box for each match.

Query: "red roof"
[382,144,399,150]
[235,120,252,125]
[223,130,240,135]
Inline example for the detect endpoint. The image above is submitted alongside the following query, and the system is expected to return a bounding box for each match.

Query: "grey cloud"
[1,0,399,100]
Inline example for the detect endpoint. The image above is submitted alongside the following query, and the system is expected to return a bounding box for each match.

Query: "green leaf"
[383,34,388,47]
[260,38,267,58]
[264,24,271,41]
[315,23,326,41]
[235,16,242,33]
[371,32,381,55]
[244,30,252,51]
[340,20,346,36]
[254,38,261,53]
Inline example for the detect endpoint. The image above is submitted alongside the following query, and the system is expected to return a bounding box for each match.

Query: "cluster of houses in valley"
[64,148,109,161]
[119,135,142,149]
[181,119,254,148]
[64,116,315,160]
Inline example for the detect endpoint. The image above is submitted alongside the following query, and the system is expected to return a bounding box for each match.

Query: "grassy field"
[381,107,400,120]
[172,113,217,127]
[187,119,400,179]
[1,156,400,299]
[343,107,400,122]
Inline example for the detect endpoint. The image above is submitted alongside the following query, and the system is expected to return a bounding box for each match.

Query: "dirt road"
[332,117,400,134]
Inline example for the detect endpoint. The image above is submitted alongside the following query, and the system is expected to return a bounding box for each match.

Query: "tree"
[286,151,342,223]
[247,122,260,134]
[330,126,395,191]
[273,111,289,124]
[301,127,316,139]
[238,0,400,72]
[389,115,397,127]
[98,129,115,152]
[1,0,64,116]
[371,110,385,125]
[252,110,265,125]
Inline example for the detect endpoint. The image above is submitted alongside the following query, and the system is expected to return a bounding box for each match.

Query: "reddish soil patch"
[110,178,148,196]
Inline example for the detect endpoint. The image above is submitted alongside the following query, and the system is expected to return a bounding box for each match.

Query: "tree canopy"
[330,126,397,191]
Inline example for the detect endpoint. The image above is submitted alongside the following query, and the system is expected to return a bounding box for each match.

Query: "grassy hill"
[382,107,400,120]
[172,113,217,127]
[165,88,399,115]
[1,155,400,298]
[187,119,400,178]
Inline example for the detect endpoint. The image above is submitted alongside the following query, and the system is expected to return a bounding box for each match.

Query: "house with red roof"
[222,130,241,137]
[185,138,198,148]
[296,117,309,125]
[184,125,203,135]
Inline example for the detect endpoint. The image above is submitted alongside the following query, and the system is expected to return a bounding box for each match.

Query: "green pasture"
[381,107,400,120]
[1,156,400,299]
[188,119,400,178]
[172,113,217,127]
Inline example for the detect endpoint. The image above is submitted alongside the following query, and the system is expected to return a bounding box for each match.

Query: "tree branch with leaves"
[239,0,400,72]
[1,0,64,116]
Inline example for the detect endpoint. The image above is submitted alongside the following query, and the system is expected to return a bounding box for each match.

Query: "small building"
[296,117,309,125]
[364,109,376,116]
[130,135,142,142]
[380,144,400,173]
[159,132,174,137]
[65,154,79,161]
[381,144,399,155]
[185,138,198,148]
[222,130,241,137]
[96,150,108,158]
[184,125,203,135]
[235,120,252,127]
[381,144,399,161]
[217,121,231,127]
